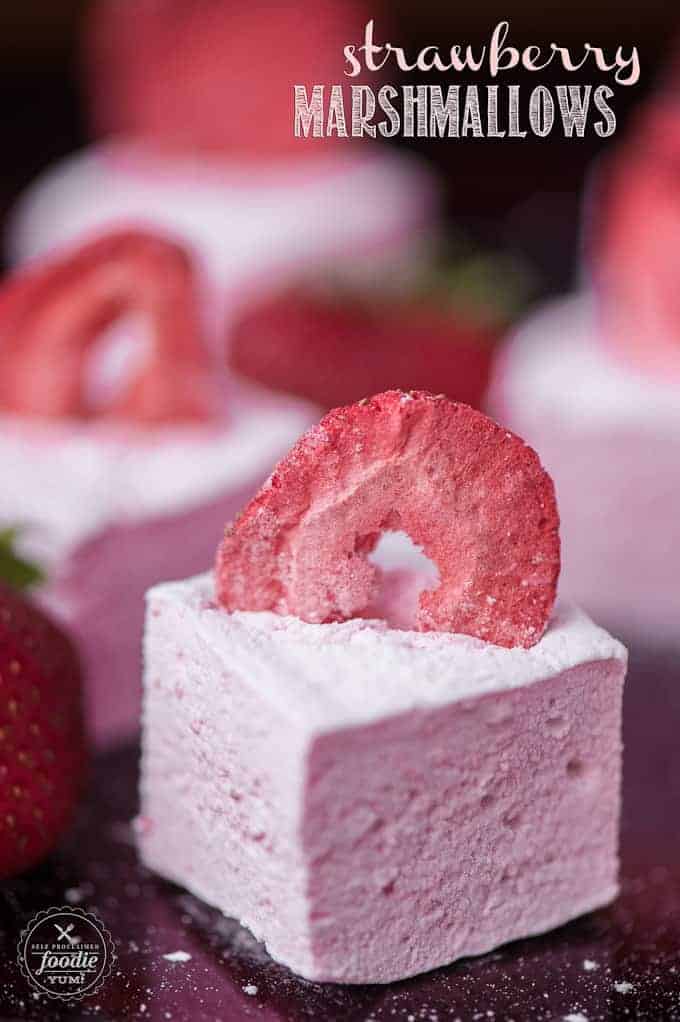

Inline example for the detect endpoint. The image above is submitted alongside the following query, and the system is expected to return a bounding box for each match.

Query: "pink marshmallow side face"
[51,482,259,744]
[138,573,626,984]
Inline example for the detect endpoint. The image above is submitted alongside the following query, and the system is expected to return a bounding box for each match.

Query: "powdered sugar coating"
[0,381,316,572]
[491,294,680,427]
[217,391,560,648]
[155,572,625,734]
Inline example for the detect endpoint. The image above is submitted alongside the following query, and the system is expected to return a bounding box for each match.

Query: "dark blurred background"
[0,1,678,292]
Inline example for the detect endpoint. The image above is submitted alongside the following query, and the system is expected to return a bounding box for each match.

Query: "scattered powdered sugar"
[162,951,192,964]
[614,980,634,994]
[243,983,258,996]
[563,1013,588,1022]
[64,887,85,904]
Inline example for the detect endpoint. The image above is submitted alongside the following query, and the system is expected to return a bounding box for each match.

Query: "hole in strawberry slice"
[0,229,219,425]
[365,531,440,630]
[82,311,151,412]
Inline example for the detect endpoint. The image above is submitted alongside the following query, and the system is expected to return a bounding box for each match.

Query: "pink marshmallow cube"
[488,294,680,643]
[8,143,439,334]
[139,572,626,984]
[0,386,315,745]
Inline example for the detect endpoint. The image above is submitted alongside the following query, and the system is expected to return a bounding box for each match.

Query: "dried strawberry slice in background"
[0,229,218,424]
[589,102,680,380]
[217,390,560,649]
[85,0,380,157]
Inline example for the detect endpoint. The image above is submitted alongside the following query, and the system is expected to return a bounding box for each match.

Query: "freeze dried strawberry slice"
[216,391,560,648]
[590,102,680,379]
[0,230,217,423]
[86,0,378,157]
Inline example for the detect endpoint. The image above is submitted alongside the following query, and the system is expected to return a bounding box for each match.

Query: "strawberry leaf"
[0,528,45,591]
[415,251,537,330]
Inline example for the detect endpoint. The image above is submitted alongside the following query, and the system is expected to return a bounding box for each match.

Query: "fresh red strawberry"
[0,584,85,879]
[590,99,680,379]
[0,229,218,423]
[229,288,498,411]
[85,0,378,158]
[216,390,560,649]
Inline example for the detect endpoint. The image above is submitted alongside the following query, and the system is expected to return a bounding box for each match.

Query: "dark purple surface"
[1,639,679,1022]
